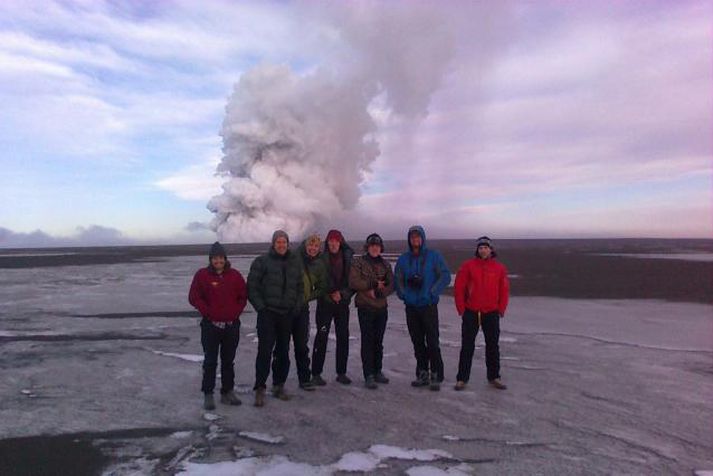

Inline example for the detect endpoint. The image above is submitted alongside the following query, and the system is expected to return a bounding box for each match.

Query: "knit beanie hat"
[476,236,492,249]
[326,229,344,243]
[365,233,384,252]
[209,241,227,258]
[272,230,289,245]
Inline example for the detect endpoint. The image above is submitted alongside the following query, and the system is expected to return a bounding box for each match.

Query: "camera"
[407,274,423,289]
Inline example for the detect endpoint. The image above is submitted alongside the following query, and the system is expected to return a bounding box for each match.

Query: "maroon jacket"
[188,264,248,323]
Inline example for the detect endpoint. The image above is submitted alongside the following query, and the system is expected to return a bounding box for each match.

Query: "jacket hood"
[407,225,427,252]
[323,234,354,255]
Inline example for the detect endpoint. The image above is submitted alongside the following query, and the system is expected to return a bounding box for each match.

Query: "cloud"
[0,225,132,248]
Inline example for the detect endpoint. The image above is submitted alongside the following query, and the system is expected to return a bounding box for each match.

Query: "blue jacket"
[394,226,451,307]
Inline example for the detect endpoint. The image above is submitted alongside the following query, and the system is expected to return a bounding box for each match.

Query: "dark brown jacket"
[349,254,394,310]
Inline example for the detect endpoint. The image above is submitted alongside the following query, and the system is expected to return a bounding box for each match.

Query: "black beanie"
[364,233,384,252]
[209,241,227,258]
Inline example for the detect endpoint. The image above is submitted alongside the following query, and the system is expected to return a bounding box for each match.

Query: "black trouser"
[273,304,311,384]
[456,309,501,382]
[406,304,444,381]
[200,319,240,394]
[357,307,388,379]
[254,309,292,390]
[312,300,350,376]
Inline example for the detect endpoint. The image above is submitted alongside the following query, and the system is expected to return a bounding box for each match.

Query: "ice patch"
[694,471,713,476]
[237,431,285,444]
[170,431,193,439]
[442,435,460,441]
[596,252,713,262]
[500,337,517,343]
[178,456,331,476]
[406,464,473,476]
[177,444,455,475]
[0,330,62,337]
[20,389,33,395]
[151,350,203,363]
[370,444,452,461]
[202,413,221,421]
[333,451,381,472]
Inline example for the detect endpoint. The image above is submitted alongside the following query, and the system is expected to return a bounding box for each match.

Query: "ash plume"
[208,3,462,242]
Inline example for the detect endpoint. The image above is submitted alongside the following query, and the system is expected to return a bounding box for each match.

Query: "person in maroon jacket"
[189,242,248,410]
[453,236,510,391]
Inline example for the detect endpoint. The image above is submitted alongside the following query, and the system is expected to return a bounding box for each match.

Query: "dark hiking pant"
[200,318,240,394]
[456,309,501,382]
[312,300,350,376]
[406,304,444,381]
[357,307,388,379]
[273,305,311,384]
[254,310,292,390]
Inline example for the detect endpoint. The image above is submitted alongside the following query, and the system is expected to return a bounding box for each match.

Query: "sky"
[0,0,711,247]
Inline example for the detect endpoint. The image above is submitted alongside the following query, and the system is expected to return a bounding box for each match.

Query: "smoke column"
[208,3,456,242]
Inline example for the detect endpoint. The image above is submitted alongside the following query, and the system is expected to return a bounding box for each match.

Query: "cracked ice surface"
[0,254,711,475]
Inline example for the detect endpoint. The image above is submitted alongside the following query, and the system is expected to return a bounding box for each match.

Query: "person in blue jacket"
[394,225,451,391]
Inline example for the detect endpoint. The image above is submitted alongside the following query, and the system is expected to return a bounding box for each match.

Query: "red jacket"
[454,257,509,316]
[189,264,248,323]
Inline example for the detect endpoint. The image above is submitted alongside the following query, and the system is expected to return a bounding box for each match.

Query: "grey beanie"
[209,241,227,258]
[476,236,492,249]
[272,230,289,245]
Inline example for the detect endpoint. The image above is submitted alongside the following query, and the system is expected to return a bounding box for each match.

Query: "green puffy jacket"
[297,241,329,304]
[247,247,304,315]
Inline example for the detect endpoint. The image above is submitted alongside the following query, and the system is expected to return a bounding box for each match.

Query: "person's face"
[477,245,492,259]
[274,237,289,255]
[409,233,422,250]
[327,239,341,254]
[210,255,226,272]
[306,241,320,258]
[367,243,381,258]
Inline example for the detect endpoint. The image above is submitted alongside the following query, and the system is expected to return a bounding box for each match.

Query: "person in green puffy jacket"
[273,233,328,391]
[248,230,304,407]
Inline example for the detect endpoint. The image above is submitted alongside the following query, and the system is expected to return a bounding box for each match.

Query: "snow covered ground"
[0,254,711,475]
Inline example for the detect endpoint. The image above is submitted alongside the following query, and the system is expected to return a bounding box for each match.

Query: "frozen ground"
[0,255,712,475]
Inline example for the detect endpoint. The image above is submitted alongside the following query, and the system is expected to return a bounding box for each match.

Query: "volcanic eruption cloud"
[208,4,471,242]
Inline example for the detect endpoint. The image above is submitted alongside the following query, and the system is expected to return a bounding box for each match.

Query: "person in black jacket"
[311,229,355,386]
[247,230,304,407]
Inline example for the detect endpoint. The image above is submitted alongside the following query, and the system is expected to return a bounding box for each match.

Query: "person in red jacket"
[453,236,510,391]
[189,242,248,410]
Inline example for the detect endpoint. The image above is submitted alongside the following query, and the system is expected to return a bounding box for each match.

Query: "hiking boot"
[364,375,378,389]
[299,381,316,391]
[220,390,242,406]
[254,388,265,407]
[374,372,390,384]
[411,370,429,388]
[336,374,352,385]
[489,379,507,390]
[271,385,291,401]
[203,393,216,410]
[429,373,441,392]
[311,374,327,386]
[454,381,466,391]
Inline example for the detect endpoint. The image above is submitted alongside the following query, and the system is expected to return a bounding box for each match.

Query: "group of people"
[188,227,510,410]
